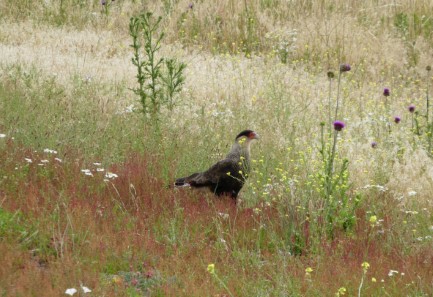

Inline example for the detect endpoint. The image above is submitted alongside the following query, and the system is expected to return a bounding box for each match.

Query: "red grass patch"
[1,143,432,296]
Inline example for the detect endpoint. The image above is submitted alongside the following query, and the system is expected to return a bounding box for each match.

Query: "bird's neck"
[227,140,251,161]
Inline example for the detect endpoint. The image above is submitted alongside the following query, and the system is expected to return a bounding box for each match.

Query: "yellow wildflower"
[207,263,215,274]
[336,287,346,296]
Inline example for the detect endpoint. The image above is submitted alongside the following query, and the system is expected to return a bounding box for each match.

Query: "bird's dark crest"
[235,130,254,140]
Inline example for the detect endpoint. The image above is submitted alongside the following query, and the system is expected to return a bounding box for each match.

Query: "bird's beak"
[251,132,260,140]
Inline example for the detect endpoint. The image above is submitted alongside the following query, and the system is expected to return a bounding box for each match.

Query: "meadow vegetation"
[0,0,432,296]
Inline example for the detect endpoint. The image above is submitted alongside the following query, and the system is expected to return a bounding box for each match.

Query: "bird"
[174,130,259,199]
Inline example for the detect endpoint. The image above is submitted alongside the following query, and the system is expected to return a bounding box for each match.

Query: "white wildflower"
[408,191,417,197]
[24,158,32,163]
[96,168,105,172]
[81,169,93,177]
[388,270,399,277]
[40,159,49,163]
[116,104,136,114]
[361,184,387,192]
[81,285,92,293]
[43,148,57,154]
[125,104,135,113]
[65,288,77,296]
[253,208,262,215]
[84,75,92,83]
[217,212,229,220]
[0,133,6,138]
[105,172,118,179]
[55,158,62,162]
[93,162,102,166]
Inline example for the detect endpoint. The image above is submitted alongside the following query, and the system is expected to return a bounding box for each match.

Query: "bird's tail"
[174,177,191,187]
[174,172,201,187]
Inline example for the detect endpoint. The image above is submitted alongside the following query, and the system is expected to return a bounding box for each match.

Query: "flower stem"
[334,71,342,121]
[326,130,339,199]
[328,78,333,134]
[213,274,235,297]
[358,273,365,297]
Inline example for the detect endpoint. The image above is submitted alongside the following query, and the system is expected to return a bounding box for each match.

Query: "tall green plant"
[317,64,359,236]
[129,13,186,117]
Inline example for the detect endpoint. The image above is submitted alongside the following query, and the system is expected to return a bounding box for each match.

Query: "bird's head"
[235,130,260,144]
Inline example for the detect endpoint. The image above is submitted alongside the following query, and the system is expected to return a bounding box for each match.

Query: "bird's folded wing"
[191,159,236,185]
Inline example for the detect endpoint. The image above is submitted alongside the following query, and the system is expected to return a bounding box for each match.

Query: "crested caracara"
[174,130,259,199]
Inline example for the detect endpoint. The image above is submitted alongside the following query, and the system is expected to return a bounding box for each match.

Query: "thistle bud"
[339,63,351,73]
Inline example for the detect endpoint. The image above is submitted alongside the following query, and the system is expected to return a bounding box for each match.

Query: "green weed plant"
[129,13,186,117]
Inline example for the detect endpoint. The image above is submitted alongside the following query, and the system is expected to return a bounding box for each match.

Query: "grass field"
[1,0,432,296]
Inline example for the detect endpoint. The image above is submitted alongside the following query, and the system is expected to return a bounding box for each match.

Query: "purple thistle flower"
[394,116,401,124]
[383,88,390,97]
[333,120,345,131]
[101,0,106,5]
[339,63,351,73]
[188,3,194,9]
[408,104,415,113]
[371,141,377,148]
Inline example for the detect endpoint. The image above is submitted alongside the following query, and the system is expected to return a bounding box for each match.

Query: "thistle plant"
[406,66,433,156]
[130,13,186,117]
[408,104,416,131]
[318,119,357,235]
[383,87,391,116]
[317,64,359,235]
